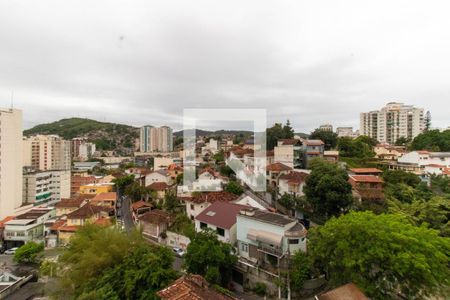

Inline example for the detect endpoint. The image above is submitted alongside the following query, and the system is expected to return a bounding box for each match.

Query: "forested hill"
[24,118,139,153]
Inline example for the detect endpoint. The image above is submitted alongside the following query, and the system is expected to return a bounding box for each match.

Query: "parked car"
[172,247,185,257]
[4,247,19,255]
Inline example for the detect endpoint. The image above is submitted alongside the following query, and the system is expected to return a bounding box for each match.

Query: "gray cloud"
[0,0,449,132]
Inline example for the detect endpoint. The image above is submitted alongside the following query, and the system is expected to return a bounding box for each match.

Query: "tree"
[425,110,432,131]
[13,241,44,264]
[112,174,135,193]
[309,129,338,150]
[212,150,225,164]
[337,136,375,158]
[224,180,244,195]
[125,182,153,202]
[290,251,312,292]
[394,136,410,146]
[388,196,450,237]
[184,230,237,287]
[266,120,295,150]
[56,225,176,299]
[410,129,450,152]
[308,211,450,300]
[163,191,181,213]
[304,159,353,218]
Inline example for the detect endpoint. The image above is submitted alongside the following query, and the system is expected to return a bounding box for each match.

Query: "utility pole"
[287,244,291,300]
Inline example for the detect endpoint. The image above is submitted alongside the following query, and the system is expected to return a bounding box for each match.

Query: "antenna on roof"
[10,90,14,109]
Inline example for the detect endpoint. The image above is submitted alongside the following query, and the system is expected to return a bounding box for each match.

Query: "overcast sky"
[0,1,449,132]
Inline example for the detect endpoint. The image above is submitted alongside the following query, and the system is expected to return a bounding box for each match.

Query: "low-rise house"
[236,208,307,271]
[147,182,172,199]
[71,175,97,196]
[302,140,325,168]
[145,169,172,186]
[131,200,152,220]
[138,209,172,242]
[167,164,183,182]
[323,150,339,163]
[195,202,247,244]
[157,274,236,300]
[349,175,384,204]
[233,191,269,211]
[278,171,308,197]
[424,164,447,175]
[79,183,114,195]
[396,151,450,171]
[349,168,383,176]
[182,191,240,220]
[91,192,117,208]
[274,139,303,168]
[58,204,113,244]
[3,208,55,249]
[192,169,227,192]
[266,162,292,188]
[374,144,406,161]
[54,197,87,217]
[315,283,368,300]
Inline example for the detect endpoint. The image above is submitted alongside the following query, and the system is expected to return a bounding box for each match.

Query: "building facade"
[23,135,71,171]
[140,125,173,153]
[71,137,96,161]
[360,102,425,144]
[23,170,71,206]
[0,108,23,219]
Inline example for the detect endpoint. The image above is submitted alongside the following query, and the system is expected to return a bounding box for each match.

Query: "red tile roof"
[279,139,301,145]
[66,203,112,219]
[91,192,117,202]
[55,198,85,208]
[49,219,66,231]
[157,274,236,300]
[147,182,170,191]
[424,164,445,168]
[94,217,112,226]
[184,191,240,204]
[279,171,308,184]
[195,202,248,230]
[349,175,384,183]
[305,139,324,146]
[266,162,292,172]
[418,150,430,154]
[139,209,171,225]
[0,216,14,228]
[58,225,80,232]
[131,200,152,211]
[350,168,382,174]
[317,283,368,300]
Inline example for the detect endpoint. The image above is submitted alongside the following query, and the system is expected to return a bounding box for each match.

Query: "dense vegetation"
[410,129,450,151]
[309,128,338,150]
[184,229,237,287]
[304,159,353,218]
[14,241,44,264]
[24,117,139,152]
[308,211,450,300]
[266,120,295,150]
[53,225,177,299]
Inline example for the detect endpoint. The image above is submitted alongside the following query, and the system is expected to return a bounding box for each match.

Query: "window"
[288,239,299,244]
[200,222,207,229]
[241,242,248,252]
[190,204,194,210]
[216,227,225,236]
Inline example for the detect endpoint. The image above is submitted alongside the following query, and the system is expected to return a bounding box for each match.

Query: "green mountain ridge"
[24,118,139,154]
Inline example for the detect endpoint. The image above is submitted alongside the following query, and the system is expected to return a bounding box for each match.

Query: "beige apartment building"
[360,102,425,144]
[23,135,71,171]
[140,125,173,152]
[0,108,23,219]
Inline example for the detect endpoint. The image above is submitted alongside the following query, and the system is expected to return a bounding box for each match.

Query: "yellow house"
[79,183,114,195]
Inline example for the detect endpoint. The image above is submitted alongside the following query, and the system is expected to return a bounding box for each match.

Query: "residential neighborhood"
[1,2,450,299]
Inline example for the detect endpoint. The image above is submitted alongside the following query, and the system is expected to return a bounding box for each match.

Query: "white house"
[233,191,268,211]
[145,169,171,186]
[182,191,239,220]
[398,151,450,168]
[278,171,309,197]
[195,201,246,244]
[236,208,307,267]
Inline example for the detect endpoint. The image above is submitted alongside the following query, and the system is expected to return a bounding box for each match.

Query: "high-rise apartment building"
[23,135,71,171]
[319,124,333,132]
[140,125,173,152]
[23,169,71,205]
[0,108,23,219]
[71,137,96,161]
[360,102,425,144]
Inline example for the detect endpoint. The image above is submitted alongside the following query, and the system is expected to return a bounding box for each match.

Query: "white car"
[4,247,19,255]
[172,247,185,257]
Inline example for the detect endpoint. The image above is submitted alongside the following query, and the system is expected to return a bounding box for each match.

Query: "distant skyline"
[1,1,449,132]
